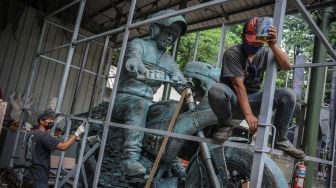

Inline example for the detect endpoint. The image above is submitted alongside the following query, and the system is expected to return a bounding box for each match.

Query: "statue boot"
[212,126,234,141]
[274,127,305,159]
[124,130,146,177]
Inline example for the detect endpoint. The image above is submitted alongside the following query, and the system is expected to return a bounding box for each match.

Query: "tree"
[177,24,242,68]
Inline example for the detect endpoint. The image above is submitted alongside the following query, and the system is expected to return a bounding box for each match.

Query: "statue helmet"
[149,9,187,38]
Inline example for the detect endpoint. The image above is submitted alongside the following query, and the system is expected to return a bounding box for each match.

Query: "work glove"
[74,122,86,138]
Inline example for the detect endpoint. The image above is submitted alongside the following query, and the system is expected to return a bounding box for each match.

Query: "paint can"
[256,17,273,42]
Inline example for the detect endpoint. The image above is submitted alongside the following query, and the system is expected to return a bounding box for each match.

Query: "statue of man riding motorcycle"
[112,9,188,177]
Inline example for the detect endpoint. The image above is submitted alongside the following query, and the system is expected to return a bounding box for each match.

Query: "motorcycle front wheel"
[184,146,288,188]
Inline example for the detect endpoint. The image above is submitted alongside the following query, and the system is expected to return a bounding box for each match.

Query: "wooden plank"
[50,155,76,169]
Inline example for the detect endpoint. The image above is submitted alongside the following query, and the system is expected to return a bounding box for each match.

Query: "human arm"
[56,122,86,151]
[267,26,291,70]
[230,76,258,133]
[56,135,77,151]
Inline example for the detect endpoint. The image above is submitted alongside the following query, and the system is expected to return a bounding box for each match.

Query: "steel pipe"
[46,0,81,19]
[74,0,233,45]
[92,0,137,186]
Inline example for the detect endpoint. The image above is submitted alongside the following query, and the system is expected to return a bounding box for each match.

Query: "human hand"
[267,26,277,47]
[245,114,258,133]
[74,122,86,138]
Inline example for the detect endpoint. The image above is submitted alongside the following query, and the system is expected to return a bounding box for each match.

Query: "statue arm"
[125,39,148,79]
[170,67,187,93]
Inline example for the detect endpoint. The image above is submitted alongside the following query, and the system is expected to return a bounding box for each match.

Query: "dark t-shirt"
[220,45,270,94]
[24,129,60,184]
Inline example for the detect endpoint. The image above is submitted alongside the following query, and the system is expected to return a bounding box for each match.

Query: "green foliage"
[177,24,243,68]
[282,14,315,61]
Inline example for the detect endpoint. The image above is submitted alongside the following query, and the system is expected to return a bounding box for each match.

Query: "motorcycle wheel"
[184,146,288,188]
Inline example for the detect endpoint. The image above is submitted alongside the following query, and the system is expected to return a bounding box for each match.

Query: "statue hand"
[170,74,179,82]
[125,59,148,79]
[9,91,34,121]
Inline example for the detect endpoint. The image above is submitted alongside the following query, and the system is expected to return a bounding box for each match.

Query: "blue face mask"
[242,42,263,55]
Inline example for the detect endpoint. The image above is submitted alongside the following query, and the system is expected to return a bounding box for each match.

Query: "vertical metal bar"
[328,65,336,188]
[302,7,331,187]
[197,131,221,188]
[54,118,72,187]
[292,0,336,61]
[70,42,91,113]
[73,122,90,187]
[162,39,179,100]
[81,166,89,188]
[9,20,47,168]
[172,38,179,59]
[99,48,114,103]
[250,0,287,187]
[53,0,86,187]
[192,31,200,62]
[217,24,227,67]
[92,0,137,187]
[292,55,306,146]
[54,0,86,120]
[88,35,110,117]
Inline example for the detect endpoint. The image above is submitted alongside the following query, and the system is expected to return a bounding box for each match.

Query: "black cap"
[37,109,58,123]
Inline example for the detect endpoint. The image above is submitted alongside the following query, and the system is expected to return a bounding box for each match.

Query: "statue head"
[149,10,187,50]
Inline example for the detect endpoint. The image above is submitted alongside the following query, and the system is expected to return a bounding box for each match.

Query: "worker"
[208,17,305,159]
[22,109,86,188]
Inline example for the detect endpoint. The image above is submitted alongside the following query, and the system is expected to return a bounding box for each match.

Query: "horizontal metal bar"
[46,0,81,19]
[45,19,114,48]
[40,55,66,64]
[292,62,336,68]
[130,0,230,29]
[37,43,71,56]
[74,0,231,45]
[304,156,334,165]
[75,26,125,45]
[66,115,222,145]
[39,55,98,76]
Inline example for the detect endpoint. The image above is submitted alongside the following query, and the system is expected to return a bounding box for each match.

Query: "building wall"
[0,5,110,123]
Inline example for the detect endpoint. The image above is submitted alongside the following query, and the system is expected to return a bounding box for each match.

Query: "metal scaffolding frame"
[6,0,336,187]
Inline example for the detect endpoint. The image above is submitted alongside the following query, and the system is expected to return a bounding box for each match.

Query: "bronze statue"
[112,9,187,177]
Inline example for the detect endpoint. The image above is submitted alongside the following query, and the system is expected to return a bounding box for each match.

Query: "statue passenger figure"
[112,10,187,177]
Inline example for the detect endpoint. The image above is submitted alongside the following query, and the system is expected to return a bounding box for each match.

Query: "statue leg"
[113,94,151,176]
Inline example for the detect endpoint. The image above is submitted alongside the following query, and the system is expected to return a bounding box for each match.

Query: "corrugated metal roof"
[38,0,335,44]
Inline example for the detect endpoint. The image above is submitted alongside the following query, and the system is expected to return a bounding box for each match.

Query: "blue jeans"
[208,83,296,129]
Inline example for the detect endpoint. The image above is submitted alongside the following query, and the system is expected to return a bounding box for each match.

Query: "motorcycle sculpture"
[78,61,287,188]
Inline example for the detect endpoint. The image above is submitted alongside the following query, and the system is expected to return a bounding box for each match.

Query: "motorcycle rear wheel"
[184,146,288,188]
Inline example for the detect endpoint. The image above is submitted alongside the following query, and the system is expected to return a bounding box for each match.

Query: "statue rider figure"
[112,10,187,177]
